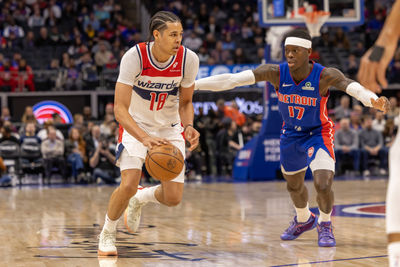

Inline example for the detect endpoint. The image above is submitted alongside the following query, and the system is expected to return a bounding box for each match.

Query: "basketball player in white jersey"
[98,11,200,256]
[358,1,400,266]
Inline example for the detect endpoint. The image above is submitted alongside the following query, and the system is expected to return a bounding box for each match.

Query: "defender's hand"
[184,125,200,151]
[371,96,390,114]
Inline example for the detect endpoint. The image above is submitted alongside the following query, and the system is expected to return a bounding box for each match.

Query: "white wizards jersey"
[116,42,198,146]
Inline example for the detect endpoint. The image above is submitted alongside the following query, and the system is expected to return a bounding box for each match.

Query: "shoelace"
[320,224,333,238]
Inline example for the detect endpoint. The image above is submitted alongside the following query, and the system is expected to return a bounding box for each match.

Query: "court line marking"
[270,254,387,267]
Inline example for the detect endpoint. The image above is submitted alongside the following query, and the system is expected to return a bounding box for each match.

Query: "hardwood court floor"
[0,178,388,267]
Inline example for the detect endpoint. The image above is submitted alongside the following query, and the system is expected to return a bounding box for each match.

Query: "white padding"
[281,166,308,175]
[346,82,379,108]
[309,149,335,173]
[387,130,400,234]
[284,37,312,49]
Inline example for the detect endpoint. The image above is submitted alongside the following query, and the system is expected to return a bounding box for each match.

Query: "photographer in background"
[89,134,119,184]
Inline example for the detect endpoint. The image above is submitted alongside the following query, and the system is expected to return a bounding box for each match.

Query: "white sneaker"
[98,257,117,267]
[98,229,117,256]
[363,170,371,177]
[124,188,146,233]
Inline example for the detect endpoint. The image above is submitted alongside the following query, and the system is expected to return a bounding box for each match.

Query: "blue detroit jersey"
[277,62,332,133]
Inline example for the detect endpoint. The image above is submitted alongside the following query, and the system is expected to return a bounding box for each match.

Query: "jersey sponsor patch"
[302,81,315,91]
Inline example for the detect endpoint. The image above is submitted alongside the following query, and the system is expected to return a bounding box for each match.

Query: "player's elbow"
[114,104,125,123]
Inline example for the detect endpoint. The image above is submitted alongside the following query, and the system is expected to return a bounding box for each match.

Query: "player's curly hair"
[148,11,181,41]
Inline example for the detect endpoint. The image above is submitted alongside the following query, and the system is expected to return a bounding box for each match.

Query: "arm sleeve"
[180,48,199,88]
[195,70,256,91]
[116,47,141,86]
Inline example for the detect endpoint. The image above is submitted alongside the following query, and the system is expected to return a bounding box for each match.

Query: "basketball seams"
[147,151,184,165]
[148,154,182,175]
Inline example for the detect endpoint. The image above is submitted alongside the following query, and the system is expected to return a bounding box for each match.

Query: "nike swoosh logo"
[171,123,179,127]
[282,83,293,87]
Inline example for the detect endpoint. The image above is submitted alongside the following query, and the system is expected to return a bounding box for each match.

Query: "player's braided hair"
[148,11,181,41]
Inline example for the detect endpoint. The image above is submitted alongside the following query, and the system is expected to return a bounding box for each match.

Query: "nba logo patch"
[308,147,314,157]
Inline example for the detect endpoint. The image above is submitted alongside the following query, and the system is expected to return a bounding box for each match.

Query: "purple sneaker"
[280,213,318,240]
[317,221,336,247]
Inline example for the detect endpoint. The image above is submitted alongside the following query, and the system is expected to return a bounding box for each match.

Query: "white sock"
[318,209,332,223]
[389,242,400,267]
[134,185,161,204]
[103,214,118,232]
[295,203,311,222]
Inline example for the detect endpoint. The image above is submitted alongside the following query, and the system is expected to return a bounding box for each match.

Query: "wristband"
[368,46,384,62]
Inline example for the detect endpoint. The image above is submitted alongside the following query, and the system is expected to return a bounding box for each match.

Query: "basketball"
[145,143,184,182]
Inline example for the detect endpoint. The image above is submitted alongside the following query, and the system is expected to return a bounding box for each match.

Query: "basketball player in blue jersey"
[98,11,200,256]
[358,0,400,265]
[195,28,390,247]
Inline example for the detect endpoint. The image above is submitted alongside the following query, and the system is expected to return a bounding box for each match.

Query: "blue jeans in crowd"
[335,149,360,173]
[67,153,84,178]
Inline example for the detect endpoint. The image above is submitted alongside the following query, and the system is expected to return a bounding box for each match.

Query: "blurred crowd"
[0,0,399,92]
[332,95,399,177]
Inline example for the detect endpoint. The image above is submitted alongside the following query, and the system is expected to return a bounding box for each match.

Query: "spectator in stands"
[83,106,96,122]
[224,100,246,127]
[211,41,232,64]
[43,0,62,21]
[0,123,19,144]
[216,99,226,119]
[49,26,61,44]
[20,122,40,144]
[3,31,23,49]
[65,127,87,182]
[350,111,362,132]
[94,41,115,73]
[3,18,25,39]
[216,118,237,176]
[41,126,66,180]
[383,119,397,149]
[372,111,386,133]
[64,60,83,90]
[223,17,240,36]
[233,47,249,64]
[359,115,387,176]
[84,12,100,32]
[104,103,114,120]
[85,124,101,159]
[21,106,37,125]
[198,46,209,65]
[347,54,358,80]
[37,120,64,140]
[334,95,351,120]
[183,32,202,52]
[389,48,400,83]
[15,59,35,92]
[332,28,350,51]
[72,113,87,135]
[89,133,118,184]
[0,59,18,92]
[28,6,45,28]
[35,27,52,47]
[23,31,36,49]
[100,114,115,137]
[334,118,360,175]
[387,97,400,120]
[204,16,221,35]
[1,107,11,122]
[352,41,365,57]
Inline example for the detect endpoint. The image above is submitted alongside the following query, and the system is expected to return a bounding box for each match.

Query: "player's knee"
[163,195,182,207]
[119,182,138,198]
[286,182,303,193]
[314,179,332,194]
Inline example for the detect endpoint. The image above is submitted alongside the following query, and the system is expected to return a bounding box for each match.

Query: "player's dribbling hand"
[371,96,390,114]
[184,125,200,151]
[142,136,168,149]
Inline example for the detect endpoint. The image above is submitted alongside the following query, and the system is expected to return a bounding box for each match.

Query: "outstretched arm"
[195,64,279,91]
[357,0,400,92]
[321,67,390,113]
